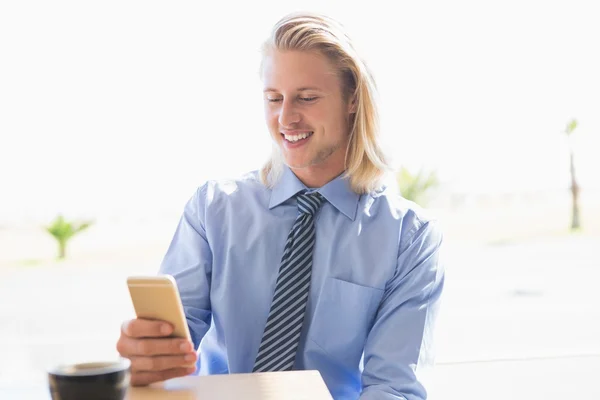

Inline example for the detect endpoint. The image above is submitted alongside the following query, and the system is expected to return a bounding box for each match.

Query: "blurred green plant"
[563,118,581,231]
[396,167,440,206]
[45,215,93,259]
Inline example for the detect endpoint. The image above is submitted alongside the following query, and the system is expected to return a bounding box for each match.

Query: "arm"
[159,184,213,350]
[360,219,445,400]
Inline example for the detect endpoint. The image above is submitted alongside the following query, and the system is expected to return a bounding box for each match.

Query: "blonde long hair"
[259,12,392,194]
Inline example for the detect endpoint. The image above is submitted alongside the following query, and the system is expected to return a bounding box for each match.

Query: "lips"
[281,131,313,143]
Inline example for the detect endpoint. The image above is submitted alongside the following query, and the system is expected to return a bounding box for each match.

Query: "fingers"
[122,319,173,338]
[129,353,198,373]
[118,318,197,387]
[130,366,197,387]
[117,335,193,358]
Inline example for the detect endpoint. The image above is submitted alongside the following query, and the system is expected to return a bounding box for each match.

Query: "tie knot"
[297,192,324,216]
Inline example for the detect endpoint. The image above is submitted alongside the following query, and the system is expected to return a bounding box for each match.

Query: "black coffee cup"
[48,358,131,400]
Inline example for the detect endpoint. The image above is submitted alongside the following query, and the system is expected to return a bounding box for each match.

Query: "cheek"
[264,108,277,128]
[311,102,342,125]
[265,111,282,140]
[314,111,344,136]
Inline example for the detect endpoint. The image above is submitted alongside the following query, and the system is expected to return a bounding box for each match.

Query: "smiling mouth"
[281,131,314,143]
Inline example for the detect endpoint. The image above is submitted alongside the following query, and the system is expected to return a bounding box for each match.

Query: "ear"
[348,96,357,114]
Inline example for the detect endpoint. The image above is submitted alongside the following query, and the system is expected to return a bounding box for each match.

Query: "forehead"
[262,49,340,91]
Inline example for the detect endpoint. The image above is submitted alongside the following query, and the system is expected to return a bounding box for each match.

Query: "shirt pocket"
[308,277,384,366]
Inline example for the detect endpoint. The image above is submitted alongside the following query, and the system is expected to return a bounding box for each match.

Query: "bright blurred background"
[1,0,599,399]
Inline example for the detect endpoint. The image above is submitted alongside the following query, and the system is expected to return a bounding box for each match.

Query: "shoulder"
[192,170,267,208]
[368,184,443,249]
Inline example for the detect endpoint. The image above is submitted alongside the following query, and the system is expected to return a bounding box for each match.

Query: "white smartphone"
[126,275,192,343]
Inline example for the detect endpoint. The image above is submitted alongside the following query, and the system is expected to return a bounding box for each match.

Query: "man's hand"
[116,319,198,386]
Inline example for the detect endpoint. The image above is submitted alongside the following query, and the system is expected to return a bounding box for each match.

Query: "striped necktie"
[253,191,325,372]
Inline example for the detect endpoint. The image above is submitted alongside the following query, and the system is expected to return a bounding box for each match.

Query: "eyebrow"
[263,87,323,93]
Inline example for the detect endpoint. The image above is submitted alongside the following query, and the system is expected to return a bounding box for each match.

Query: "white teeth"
[284,132,312,142]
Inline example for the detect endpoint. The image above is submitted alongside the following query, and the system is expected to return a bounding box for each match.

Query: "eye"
[266,97,282,103]
[300,96,318,102]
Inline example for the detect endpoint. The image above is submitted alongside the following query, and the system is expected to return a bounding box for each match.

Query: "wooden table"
[0,370,332,399]
[126,370,333,400]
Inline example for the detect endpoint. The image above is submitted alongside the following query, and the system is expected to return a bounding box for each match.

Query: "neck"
[289,164,345,188]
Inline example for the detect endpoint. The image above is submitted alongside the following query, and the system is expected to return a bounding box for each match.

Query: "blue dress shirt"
[159,166,445,400]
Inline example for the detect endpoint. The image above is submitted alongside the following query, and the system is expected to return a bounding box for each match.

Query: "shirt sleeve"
[159,184,213,350]
[359,218,445,400]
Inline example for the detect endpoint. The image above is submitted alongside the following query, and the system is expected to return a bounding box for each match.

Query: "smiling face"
[262,49,355,187]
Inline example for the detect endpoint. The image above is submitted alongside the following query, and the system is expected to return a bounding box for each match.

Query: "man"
[117,12,444,400]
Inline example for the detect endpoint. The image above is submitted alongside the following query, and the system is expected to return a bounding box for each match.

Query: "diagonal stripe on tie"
[269,263,312,310]
[272,232,315,294]
[260,256,313,339]
[279,216,310,262]
[254,306,307,362]
[255,282,312,348]
[253,191,325,372]
[277,228,314,278]
[260,267,312,336]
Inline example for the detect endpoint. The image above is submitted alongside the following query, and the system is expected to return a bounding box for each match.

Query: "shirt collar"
[269,166,360,221]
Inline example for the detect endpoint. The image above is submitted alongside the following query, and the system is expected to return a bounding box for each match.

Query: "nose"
[278,99,301,127]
